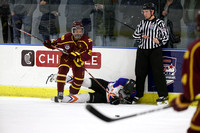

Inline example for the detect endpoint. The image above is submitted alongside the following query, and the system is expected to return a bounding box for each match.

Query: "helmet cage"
[71,21,84,38]
[71,27,84,38]
[123,79,136,95]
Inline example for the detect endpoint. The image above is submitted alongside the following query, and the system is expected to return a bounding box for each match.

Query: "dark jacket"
[9,0,37,15]
[39,0,60,35]
[65,0,94,32]
[160,0,183,44]
[183,0,200,25]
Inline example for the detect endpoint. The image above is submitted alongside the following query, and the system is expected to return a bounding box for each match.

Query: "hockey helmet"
[123,79,136,95]
[143,3,155,11]
[71,21,84,38]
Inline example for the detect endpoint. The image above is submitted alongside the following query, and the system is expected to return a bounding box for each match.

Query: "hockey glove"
[123,97,133,104]
[43,40,54,49]
[109,96,120,105]
[170,94,191,112]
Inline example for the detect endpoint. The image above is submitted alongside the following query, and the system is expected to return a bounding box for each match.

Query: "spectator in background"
[92,0,118,43]
[65,0,94,36]
[119,0,140,38]
[0,0,13,43]
[9,0,37,44]
[39,0,60,41]
[160,0,183,48]
[183,0,200,47]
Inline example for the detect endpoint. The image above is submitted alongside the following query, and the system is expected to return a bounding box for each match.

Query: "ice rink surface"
[0,97,196,133]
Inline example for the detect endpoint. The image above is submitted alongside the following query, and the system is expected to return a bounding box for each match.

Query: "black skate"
[132,97,140,104]
[156,96,168,105]
[51,92,63,103]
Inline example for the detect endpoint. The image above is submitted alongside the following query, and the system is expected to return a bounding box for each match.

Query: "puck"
[115,115,120,117]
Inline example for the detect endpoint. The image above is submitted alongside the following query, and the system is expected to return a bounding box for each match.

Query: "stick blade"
[86,104,113,122]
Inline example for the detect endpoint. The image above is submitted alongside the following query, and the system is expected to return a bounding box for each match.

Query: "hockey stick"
[8,22,68,54]
[86,98,200,122]
[81,65,108,92]
[86,104,171,122]
[112,17,135,31]
[8,21,44,42]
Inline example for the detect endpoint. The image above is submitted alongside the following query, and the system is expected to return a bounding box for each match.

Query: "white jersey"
[106,78,130,103]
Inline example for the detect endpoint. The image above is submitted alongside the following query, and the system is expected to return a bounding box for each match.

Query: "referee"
[132,3,169,105]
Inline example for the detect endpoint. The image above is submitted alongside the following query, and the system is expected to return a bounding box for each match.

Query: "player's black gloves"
[109,96,120,105]
[43,40,54,49]
[123,97,133,104]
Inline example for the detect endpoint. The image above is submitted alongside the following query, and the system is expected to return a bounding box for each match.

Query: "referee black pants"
[135,47,168,98]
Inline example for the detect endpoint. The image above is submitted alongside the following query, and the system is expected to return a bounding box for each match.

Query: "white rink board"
[0,44,137,89]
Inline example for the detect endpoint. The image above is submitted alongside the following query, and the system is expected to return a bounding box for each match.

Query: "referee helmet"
[143,3,155,11]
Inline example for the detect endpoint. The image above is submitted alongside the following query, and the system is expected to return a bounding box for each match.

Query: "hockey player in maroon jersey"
[43,21,93,102]
[170,11,200,133]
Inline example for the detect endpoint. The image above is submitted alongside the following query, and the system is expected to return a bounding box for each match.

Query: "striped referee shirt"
[132,17,169,49]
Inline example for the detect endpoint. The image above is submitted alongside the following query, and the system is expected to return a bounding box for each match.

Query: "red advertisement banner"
[36,50,101,69]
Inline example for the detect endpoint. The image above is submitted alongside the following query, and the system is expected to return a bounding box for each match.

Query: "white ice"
[0,97,196,133]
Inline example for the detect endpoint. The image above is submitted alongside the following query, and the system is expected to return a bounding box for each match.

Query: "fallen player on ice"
[51,75,137,105]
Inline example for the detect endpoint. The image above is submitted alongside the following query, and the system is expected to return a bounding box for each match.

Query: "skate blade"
[157,100,169,106]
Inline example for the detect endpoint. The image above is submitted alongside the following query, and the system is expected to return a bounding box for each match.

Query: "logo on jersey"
[65,44,70,50]
[161,27,167,32]
[163,56,177,85]
[21,50,35,66]
[149,24,155,30]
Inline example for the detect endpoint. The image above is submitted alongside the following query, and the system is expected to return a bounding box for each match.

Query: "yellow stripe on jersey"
[57,80,66,83]
[74,77,84,81]
[88,38,92,43]
[58,64,70,68]
[61,35,65,40]
[88,50,92,56]
[181,74,187,85]
[73,59,84,67]
[71,84,80,90]
[190,123,200,131]
[192,104,200,122]
[78,40,89,49]
[73,82,82,87]
[184,50,190,59]
[56,41,74,46]
[189,42,200,100]
[57,74,66,77]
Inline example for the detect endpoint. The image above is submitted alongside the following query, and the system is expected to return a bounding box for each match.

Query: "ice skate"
[132,97,140,104]
[156,96,168,105]
[51,92,63,103]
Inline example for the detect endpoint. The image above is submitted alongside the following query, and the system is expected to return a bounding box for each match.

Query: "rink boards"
[0,44,199,105]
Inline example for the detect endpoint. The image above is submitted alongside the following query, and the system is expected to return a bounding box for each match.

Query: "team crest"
[149,24,155,30]
[163,56,177,85]
[65,44,70,50]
